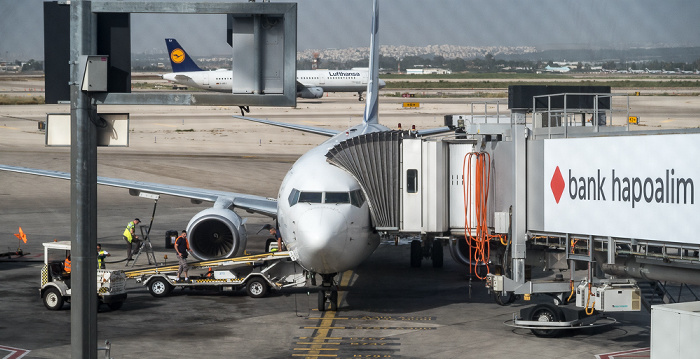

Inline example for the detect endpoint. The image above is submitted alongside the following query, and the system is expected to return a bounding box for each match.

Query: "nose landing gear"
[317,273,339,311]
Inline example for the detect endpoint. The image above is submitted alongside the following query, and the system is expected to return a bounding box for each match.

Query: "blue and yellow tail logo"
[165,38,203,72]
[170,48,185,64]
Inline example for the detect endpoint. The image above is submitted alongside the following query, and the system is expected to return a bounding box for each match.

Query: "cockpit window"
[325,192,350,204]
[350,190,365,207]
[298,191,323,203]
[288,188,300,206]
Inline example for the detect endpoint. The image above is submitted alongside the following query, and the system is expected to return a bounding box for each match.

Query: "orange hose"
[463,152,499,279]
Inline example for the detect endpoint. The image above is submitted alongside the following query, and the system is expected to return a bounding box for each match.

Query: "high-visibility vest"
[64,258,71,273]
[98,250,107,269]
[123,221,135,242]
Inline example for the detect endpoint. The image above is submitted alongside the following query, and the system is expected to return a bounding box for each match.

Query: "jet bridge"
[326,85,700,335]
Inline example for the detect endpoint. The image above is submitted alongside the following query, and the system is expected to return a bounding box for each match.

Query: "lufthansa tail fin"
[165,38,203,72]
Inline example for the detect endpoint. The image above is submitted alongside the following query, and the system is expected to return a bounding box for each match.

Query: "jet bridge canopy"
[325,131,404,230]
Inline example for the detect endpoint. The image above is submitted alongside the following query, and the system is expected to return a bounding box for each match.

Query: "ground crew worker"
[97,243,110,269]
[123,218,141,261]
[175,230,190,282]
[63,253,71,275]
[269,227,284,252]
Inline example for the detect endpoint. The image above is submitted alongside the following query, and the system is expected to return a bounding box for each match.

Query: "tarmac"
[1,87,699,358]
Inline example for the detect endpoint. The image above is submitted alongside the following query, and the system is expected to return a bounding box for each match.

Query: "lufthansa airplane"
[163,38,386,101]
[0,0,446,310]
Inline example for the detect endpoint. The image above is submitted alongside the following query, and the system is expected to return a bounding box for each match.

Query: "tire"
[329,290,338,311]
[107,301,124,310]
[529,303,563,338]
[246,277,269,298]
[265,238,276,253]
[431,240,444,268]
[410,240,422,268]
[148,277,173,298]
[493,292,517,306]
[43,287,64,310]
[318,290,326,312]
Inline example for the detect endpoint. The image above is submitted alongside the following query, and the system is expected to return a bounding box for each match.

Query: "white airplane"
[645,68,661,74]
[162,38,386,101]
[628,67,644,74]
[543,65,570,73]
[0,0,446,311]
[676,68,696,75]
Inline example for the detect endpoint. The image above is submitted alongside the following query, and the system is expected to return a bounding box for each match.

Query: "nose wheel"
[317,273,338,311]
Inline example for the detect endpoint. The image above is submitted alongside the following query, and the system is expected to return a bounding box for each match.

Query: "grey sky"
[1,0,699,61]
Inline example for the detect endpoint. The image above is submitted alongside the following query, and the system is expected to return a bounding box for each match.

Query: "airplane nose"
[296,207,348,252]
[378,79,386,88]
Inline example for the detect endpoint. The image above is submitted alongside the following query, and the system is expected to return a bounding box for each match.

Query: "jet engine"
[297,86,323,99]
[186,208,247,260]
[448,236,472,267]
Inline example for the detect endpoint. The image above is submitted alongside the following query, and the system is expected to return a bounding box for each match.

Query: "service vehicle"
[126,251,306,298]
[41,241,128,310]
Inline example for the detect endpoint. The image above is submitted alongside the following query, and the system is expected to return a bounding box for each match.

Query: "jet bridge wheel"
[431,240,443,268]
[528,303,564,338]
[410,240,422,268]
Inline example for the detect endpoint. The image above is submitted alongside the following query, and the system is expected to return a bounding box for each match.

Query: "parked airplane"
[645,68,661,74]
[628,67,644,74]
[544,65,570,73]
[0,0,444,311]
[676,68,696,75]
[162,38,386,101]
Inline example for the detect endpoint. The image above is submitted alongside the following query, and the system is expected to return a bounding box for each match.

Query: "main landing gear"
[358,92,364,101]
[317,273,339,311]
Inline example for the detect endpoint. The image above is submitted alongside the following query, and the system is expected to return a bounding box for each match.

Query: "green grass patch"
[0,95,45,105]
[175,129,195,132]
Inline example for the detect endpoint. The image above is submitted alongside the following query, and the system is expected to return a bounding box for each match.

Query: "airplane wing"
[415,126,452,136]
[0,165,277,217]
[233,116,340,137]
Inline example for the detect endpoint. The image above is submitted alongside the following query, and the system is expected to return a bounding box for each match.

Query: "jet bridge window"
[407,169,419,193]
[298,191,323,203]
[350,190,365,207]
[325,192,350,204]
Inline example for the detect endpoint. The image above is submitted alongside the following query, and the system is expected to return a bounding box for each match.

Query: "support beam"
[70,1,98,357]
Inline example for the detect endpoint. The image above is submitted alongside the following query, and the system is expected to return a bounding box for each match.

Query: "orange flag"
[14,227,27,243]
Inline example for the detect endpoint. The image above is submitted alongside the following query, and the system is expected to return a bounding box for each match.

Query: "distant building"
[406,68,452,75]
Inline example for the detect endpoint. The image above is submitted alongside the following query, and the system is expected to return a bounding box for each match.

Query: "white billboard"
[543,133,699,244]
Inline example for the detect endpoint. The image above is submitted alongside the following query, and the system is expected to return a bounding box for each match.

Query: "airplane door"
[203,72,210,86]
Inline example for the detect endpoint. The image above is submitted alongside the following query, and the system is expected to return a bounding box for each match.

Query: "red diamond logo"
[550,166,565,204]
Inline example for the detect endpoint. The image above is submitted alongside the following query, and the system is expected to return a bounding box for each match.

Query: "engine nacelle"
[448,236,472,267]
[297,86,323,99]
[186,208,247,260]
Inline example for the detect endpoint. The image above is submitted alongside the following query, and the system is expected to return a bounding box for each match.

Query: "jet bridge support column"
[511,117,528,284]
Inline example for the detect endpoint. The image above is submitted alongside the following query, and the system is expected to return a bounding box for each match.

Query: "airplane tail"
[362,0,379,125]
[165,38,203,72]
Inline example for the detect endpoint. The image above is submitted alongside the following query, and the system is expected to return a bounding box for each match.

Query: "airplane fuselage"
[162,69,385,94]
[276,123,388,274]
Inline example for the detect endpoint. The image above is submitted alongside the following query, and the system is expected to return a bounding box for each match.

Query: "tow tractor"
[125,251,306,298]
[41,241,128,310]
